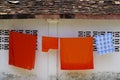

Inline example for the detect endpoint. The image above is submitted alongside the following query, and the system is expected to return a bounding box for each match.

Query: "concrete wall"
[0,19,120,80]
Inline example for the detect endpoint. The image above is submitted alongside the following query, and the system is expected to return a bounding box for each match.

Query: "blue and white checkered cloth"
[95,33,115,55]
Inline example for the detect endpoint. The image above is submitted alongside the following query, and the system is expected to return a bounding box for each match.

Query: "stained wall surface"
[0,19,120,80]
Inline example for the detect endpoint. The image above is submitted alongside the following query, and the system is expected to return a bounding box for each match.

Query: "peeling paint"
[0,72,37,80]
[59,72,120,80]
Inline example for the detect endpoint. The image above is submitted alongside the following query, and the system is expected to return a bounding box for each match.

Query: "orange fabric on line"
[42,36,58,52]
[9,31,37,70]
[60,37,94,70]
[9,32,14,65]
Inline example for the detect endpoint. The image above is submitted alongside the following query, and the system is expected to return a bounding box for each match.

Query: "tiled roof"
[0,0,120,19]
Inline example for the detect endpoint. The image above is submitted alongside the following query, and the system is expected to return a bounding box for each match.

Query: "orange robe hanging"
[60,37,94,70]
[9,31,37,70]
[42,36,58,52]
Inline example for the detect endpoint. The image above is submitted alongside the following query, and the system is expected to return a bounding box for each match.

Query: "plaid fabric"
[95,33,114,55]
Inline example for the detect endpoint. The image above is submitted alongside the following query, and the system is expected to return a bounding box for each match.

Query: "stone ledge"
[75,14,120,19]
[0,14,120,19]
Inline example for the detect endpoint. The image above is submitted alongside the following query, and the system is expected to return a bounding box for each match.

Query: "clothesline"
[9,31,114,70]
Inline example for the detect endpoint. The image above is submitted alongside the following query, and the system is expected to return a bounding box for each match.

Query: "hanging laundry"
[42,36,58,52]
[95,33,114,55]
[9,31,37,70]
[60,37,94,70]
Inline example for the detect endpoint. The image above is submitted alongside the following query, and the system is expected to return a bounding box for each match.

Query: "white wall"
[0,19,120,80]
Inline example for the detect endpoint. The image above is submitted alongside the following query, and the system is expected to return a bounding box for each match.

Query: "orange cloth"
[42,36,58,52]
[60,37,94,70]
[9,31,37,70]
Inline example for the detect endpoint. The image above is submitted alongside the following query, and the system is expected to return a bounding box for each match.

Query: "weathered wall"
[0,19,120,80]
